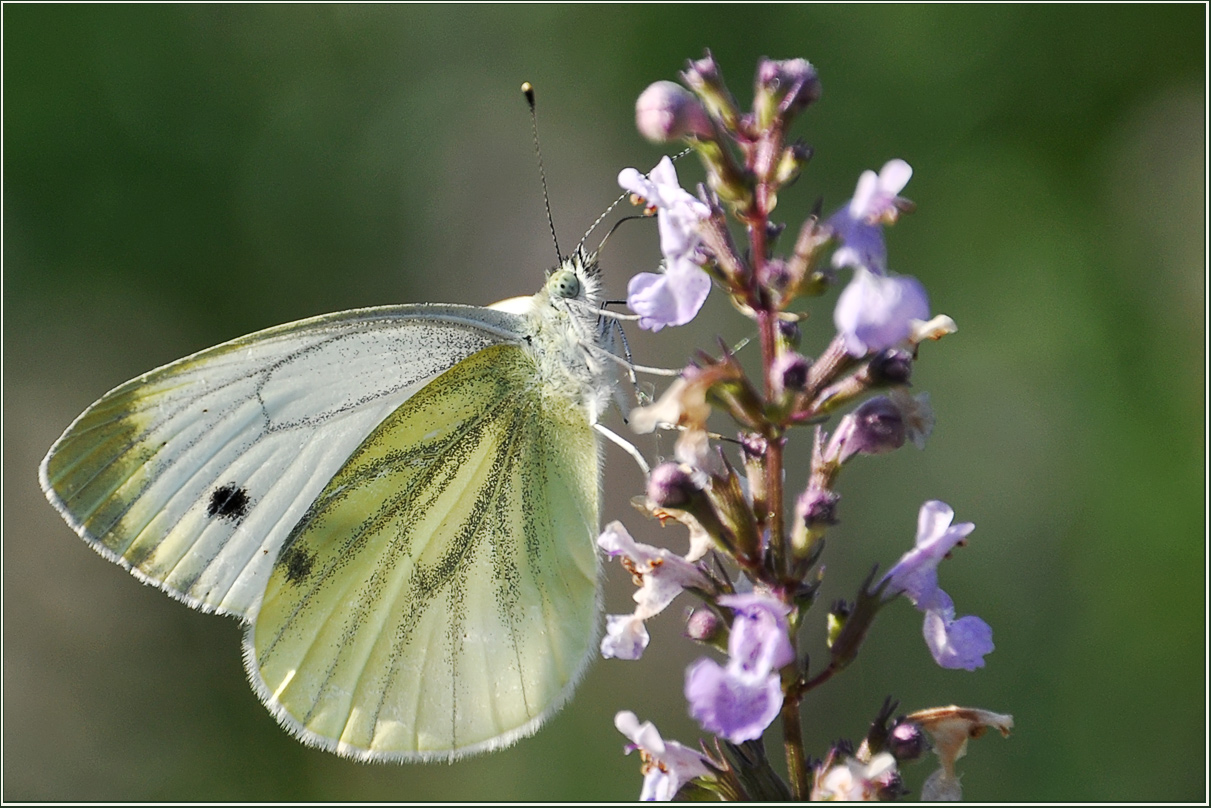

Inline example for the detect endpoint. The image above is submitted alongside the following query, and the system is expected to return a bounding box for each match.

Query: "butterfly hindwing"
[39,305,531,618]
[248,343,600,761]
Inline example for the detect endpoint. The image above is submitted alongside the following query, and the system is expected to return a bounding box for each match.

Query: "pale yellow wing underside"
[247,344,600,762]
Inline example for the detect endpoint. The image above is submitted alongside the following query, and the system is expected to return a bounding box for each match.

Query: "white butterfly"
[39,249,617,762]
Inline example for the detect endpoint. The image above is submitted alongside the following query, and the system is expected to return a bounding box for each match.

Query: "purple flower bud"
[772,351,811,394]
[738,432,768,462]
[832,396,905,462]
[756,57,821,114]
[777,318,801,348]
[646,462,699,509]
[887,719,928,762]
[874,768,908,801]
[685,52,721,84]
[635,81,715,142]
[757,256,791,293]
[797,486,840,526]
[685,608,723,643]
[868,348,913,385]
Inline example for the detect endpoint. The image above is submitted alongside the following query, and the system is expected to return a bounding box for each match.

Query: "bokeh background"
[4,5,1204,801]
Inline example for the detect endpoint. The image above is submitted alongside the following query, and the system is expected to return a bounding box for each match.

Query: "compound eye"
[548,270,581,300]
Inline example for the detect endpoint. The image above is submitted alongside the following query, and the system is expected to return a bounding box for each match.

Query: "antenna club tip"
[521,82,536,107]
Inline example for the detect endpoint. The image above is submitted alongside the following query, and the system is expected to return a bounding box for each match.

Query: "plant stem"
[781,691,809,799]
[750,166,807,800]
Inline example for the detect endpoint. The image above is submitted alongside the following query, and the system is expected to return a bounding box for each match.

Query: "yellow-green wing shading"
[39,305,528,618]
[247,344,600,762]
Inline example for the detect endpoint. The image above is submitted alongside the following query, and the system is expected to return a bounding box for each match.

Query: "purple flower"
[826,390,935,463]
[684,592,794,742]
[810,752,898,801]
[618,157,712,330]
[601,613,650,661]
[833,267,930,357]
[828,159,913,274]
[827,395,907,463]
[684,657,784,743]
[883,501,994,671]
[921,590,995,671]
[716,593,796,672]
[598,521,708,660]
[615,711,712,801]
[626,262,712,331]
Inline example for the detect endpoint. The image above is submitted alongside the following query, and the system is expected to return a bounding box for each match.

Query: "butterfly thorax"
[520,251,616,424]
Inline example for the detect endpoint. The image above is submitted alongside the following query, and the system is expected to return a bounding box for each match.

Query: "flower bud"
[703,452,762,565]
[738,432,767,513]
[797,486,840,528]
[646,462,699,509]
[873,769,907,801]
[867,348,913,385]
[681,50,741,131]
[831,396,905,463]
[887,719,928,763]
[685,608,723,643]
[635,81,714,142]
[777,318,801,349]
[738,431,767,464]
[772,351,811,395]
[826,599,852,648]
[756,257,791,297]
[774,141,812,186]
[755,57,821,128]
[785,215,833,300]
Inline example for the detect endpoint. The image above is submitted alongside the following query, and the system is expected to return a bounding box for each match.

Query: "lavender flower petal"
[834,268,930,357]
[684,657,784,743]
[615,711,712,801]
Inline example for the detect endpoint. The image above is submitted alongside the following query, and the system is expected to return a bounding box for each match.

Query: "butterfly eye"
[548,269,581,300]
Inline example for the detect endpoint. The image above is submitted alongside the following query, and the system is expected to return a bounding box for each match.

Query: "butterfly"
[39,248,618,762]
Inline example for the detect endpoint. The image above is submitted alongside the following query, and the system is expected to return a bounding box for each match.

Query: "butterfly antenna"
[582,148,691,256]
[577,191,629,255]
[523,82,562,263]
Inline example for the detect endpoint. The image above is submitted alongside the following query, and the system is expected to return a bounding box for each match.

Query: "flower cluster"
[604,52,1012,801]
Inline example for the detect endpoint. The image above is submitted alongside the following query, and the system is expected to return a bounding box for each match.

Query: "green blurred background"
[3,5,1204,801]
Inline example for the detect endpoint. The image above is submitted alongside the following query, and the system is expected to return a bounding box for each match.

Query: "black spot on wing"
[207,484,250,522]
[282,545,316,585]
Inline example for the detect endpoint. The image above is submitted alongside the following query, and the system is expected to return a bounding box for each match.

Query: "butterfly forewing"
[249,344,599,761]
[40,306,528,618]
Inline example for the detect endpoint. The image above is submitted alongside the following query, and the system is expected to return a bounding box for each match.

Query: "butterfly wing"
[39,305,533,619]
[247,342,599,761]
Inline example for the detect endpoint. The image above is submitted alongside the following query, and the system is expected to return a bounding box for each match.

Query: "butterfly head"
[543,248,602,311]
